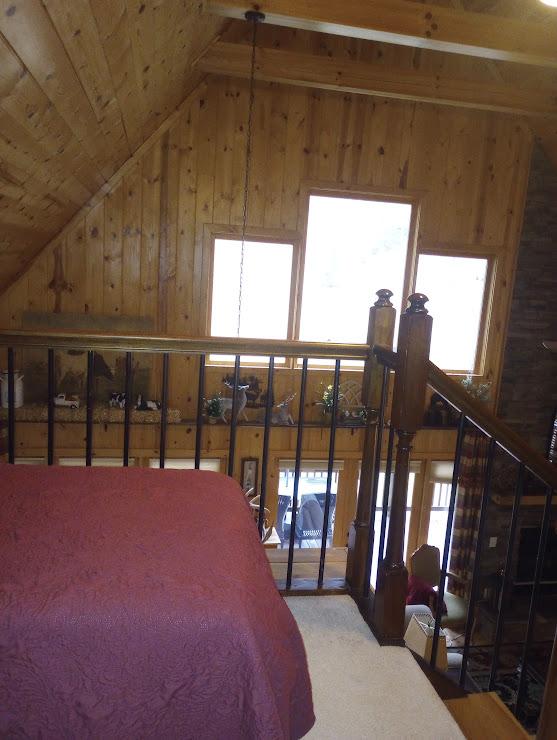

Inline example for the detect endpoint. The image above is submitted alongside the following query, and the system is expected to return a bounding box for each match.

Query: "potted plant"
[320,384,343,416]
[460,374,491,402]
[205,395,224,424]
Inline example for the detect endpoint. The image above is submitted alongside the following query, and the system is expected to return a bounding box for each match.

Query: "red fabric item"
[406,575,447,615]
[0,465,314,739]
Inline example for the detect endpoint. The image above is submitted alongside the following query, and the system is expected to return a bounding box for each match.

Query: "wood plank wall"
[0,72,533,546]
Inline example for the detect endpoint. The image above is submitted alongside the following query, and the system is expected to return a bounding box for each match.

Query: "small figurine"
[271,393,296,425]
[135,394,161,411]
[53,393,79,409]
[220,381,249,423]
[109,392,126,409]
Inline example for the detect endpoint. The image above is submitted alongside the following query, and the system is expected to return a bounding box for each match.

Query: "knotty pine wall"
[0,74,533,546]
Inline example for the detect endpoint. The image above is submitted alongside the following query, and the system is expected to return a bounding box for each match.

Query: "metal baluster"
[514,483,554,717]
[318,359,341,588]
[227,355,241,477]
[363,364,389,597]
[47,349,55,466]
[85,351,94,466]
[431,412,467,667]
[259,356,275,536]
[459,436,496,687]
[123,352,133,467]
[7,347,15,464]
[194,355,206,470]
[286,358,308,590]
[159,353,170,468]
[488,463,525,689]
[377,424,395,566]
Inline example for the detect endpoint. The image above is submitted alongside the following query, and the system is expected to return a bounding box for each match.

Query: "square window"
[210,238,293,362]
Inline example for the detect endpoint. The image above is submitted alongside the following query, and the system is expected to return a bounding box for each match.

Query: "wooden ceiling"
[1,0,557,297]
[0,0,224,293]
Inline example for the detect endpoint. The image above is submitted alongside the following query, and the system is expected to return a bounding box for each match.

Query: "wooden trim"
[0,328,369,360]
[206,0,557,69]
[198,42,557,117]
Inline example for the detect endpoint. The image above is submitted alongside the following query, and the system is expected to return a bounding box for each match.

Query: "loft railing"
[0,328,368,594]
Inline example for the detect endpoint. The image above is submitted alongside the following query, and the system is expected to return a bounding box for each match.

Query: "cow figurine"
[221,381,249,423]
[135,394,162,411]
[109,392,126,409]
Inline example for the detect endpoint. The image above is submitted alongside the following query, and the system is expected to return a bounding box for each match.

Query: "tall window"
[426,461,455,554]
[299,195,412,345]
[415,254,489,372]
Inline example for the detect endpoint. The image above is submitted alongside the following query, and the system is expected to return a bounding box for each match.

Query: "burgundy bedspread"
[0,465,314,739]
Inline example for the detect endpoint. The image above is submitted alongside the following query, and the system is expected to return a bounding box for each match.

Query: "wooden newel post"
[346,289,396,597]
[373,293,432,642]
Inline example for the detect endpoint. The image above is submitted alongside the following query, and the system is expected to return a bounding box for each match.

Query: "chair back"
[410,544,441,586]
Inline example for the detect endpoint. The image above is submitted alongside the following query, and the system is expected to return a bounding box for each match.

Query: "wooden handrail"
[373,345,399,369]
[428,361,557,490]
[0,329,369,361]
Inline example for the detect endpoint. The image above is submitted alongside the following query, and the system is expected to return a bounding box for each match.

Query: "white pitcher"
[0,372,24,408]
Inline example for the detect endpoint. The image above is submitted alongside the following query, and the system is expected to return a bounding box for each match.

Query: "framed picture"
[241,457,259,494]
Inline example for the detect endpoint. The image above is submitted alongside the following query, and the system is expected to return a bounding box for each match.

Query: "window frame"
[295,186,420,347]
[413,246,497,377]
[203,224,301,365]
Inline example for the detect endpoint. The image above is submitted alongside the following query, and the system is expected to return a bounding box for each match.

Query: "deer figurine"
[221,381,250,423]
[271,393,296,425]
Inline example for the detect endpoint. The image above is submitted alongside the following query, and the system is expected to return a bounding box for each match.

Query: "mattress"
[0,464,314,739]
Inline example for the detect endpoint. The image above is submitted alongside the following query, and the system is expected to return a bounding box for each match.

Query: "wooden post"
[537,632,557,739]
[346,289,396,597]
[373,293,432,642]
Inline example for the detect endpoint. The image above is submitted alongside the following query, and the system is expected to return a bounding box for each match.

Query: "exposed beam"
[197,42,557,118]
[205,0,557,69]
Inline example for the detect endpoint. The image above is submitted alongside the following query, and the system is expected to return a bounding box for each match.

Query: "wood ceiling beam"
[205,0,557,69]
[196,42,557,118]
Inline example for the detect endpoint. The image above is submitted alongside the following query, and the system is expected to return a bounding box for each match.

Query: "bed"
[0,464,314,739]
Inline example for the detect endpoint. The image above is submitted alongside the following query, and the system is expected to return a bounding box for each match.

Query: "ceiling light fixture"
[539,0,557,7]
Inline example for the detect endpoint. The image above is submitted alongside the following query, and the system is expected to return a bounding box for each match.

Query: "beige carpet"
[286,596,465,740]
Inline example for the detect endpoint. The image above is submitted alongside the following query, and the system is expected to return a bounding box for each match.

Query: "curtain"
[448,430,490,597]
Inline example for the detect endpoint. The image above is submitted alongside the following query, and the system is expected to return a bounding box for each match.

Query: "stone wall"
[498,145,557,456]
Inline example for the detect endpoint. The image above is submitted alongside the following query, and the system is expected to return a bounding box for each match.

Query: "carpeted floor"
[286,595,465,739]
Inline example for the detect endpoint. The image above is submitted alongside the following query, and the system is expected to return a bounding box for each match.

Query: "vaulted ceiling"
[1,0,557,297]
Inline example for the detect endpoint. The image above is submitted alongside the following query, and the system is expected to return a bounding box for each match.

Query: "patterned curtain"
[448,430,490,597]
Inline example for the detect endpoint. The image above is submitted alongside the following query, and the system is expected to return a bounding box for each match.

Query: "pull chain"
[237,11,264,338]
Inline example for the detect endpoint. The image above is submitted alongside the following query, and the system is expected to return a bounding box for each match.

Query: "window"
[15,457,45,465]
[207,195,414,362]
[210,237,294,339]
[426,461,454,555]
[415,254,489,372]
[58,457,134,467]
[299,195,412,345]
[277,460,343,548]
[148,458,222,472]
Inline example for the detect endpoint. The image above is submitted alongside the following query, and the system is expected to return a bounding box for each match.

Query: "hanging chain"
[237,11,264,337]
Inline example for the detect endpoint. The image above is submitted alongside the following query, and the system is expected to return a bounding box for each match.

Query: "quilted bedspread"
[0,465,314,739]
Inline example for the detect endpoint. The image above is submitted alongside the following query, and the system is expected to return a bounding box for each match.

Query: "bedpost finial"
[374,289,394,308]
[405,293,429,315]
